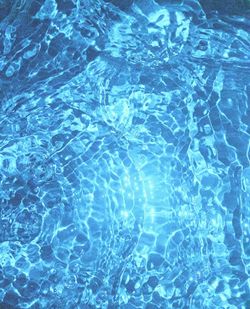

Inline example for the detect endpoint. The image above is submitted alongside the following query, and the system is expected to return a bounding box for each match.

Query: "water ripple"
[0,0,250,308]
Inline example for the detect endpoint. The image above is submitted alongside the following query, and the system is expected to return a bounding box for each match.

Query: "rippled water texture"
[0,0,250,308]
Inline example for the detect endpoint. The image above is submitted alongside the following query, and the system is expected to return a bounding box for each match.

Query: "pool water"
[0,0,250,308]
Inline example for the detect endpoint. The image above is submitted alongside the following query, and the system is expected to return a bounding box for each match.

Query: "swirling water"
[0,0,250,308]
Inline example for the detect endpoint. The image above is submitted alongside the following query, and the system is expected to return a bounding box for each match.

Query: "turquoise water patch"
[0,0,250,308]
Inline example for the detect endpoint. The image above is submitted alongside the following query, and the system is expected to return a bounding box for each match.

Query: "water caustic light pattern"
[0,0,250,308]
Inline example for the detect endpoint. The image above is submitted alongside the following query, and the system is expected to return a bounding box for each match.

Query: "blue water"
[0,0,250,308]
